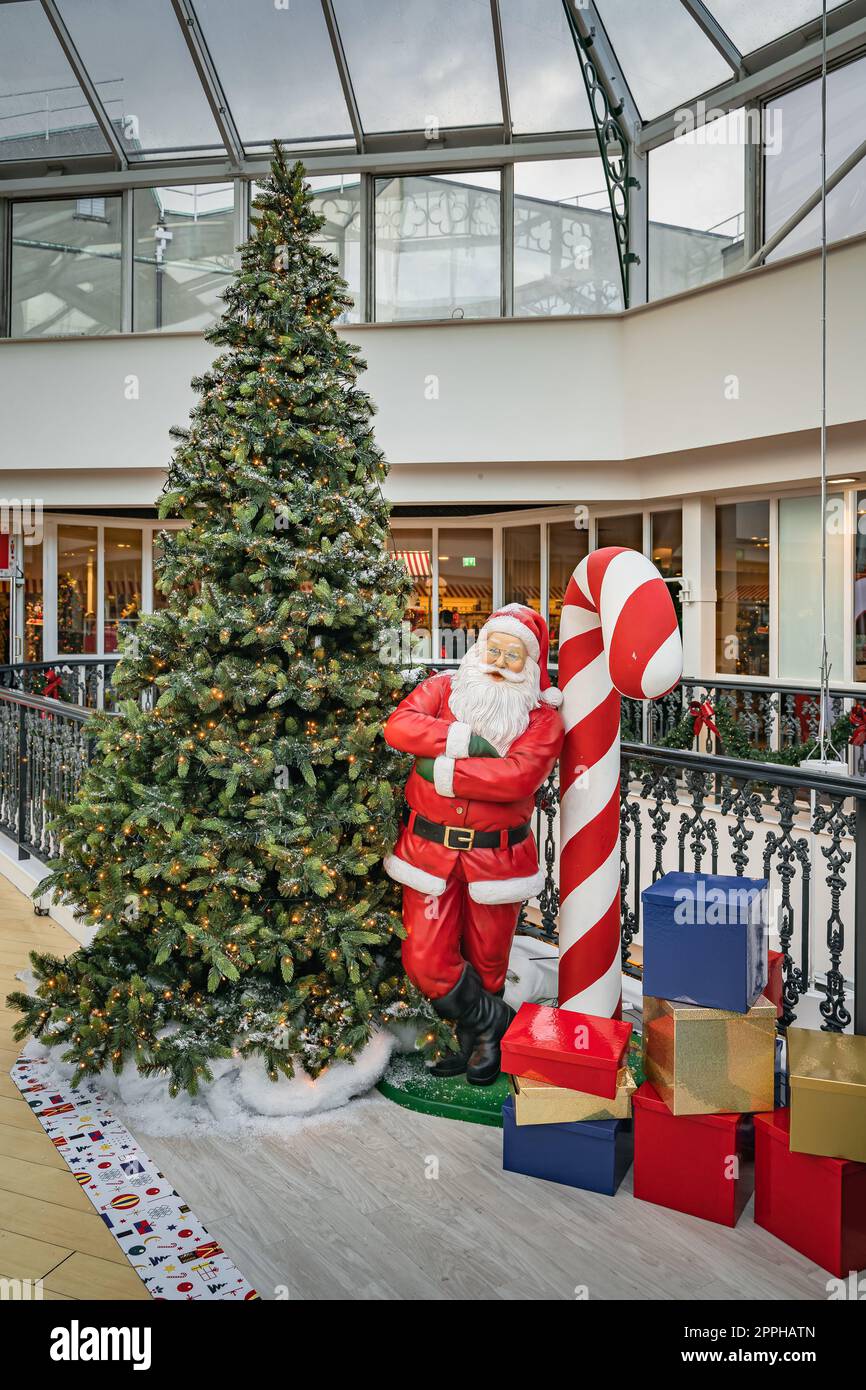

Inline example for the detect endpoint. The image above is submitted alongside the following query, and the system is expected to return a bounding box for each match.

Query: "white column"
[681,497,716,677]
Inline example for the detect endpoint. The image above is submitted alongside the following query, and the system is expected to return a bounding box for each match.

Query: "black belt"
[403,807,531,852]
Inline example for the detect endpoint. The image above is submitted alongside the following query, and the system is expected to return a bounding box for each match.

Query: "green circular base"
[377,1054,509,1127]
[379,1030,645,1127]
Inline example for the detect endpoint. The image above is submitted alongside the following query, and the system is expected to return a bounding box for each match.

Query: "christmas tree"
[9,145,442,1095]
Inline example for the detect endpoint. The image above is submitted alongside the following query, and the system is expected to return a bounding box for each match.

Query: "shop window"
[437,529,493,660]
[152,533,171,612]
[387,528,433,659]
[715,502,770,676]
[11,197,122,337]
[503,525,541,613]
[778,495,844,682]
[548,519,589,659]
[104,529,142,653]
[375,172,501,322]
[24,539,43,663]
[133,184,237,332]
[651,510,683,577]
[597,513,643,551]
[57,525,98,655]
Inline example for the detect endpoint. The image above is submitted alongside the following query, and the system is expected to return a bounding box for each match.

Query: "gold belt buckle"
[443,824,475,851]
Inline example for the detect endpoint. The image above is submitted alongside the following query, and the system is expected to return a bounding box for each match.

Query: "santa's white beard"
[448,647,540,755]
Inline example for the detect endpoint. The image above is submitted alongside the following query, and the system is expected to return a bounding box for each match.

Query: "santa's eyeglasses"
[485,644,525,666]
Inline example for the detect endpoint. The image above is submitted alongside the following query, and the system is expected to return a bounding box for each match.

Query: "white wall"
[2,237,864,508]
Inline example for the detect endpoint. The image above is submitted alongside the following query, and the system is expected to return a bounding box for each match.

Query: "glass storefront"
[597,513,643,551]
[437,529,493,659]
[387,527,433,659]
[503,525,541,613]
[104,528,142,653]
[57,525,98,654]
[715,501,770,676]
[548,519,589,658]
[778,494,844,682]
[24,539,43,662]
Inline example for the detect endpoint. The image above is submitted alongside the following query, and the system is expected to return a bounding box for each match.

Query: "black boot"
[428,963,484,1077]
[465,986,515,1087]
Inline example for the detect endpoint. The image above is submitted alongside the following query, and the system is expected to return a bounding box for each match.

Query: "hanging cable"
[811,0,841,765]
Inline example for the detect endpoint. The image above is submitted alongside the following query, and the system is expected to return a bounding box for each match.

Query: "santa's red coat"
[383,673,564,904]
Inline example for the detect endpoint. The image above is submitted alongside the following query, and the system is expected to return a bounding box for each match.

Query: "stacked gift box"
[498,868,866,1279]
[500,1003,636,1196]
[635,871,866,1274]
[634,870,775,1227]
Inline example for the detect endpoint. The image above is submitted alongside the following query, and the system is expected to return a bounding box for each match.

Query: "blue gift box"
[502,1094,633,1196]
[642,871,768,1013]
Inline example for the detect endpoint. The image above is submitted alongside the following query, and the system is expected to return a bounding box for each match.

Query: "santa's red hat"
[478,604,563,708]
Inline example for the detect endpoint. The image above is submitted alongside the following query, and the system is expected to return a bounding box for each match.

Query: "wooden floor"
[0,871,838,1302]
[135,1097,836,1301]
[0,874,149,1300]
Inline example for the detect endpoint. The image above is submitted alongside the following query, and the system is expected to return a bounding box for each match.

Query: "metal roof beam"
[489,0,513,142]
[169,0,244,168]
[39,0,128,169]
[0,136,602,200]
[320,0,365,153]
[677,0,743,74]
[638,14,866,151]
[565,1,641,145]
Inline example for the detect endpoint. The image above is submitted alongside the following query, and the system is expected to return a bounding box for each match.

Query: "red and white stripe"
[558,548,682,1018]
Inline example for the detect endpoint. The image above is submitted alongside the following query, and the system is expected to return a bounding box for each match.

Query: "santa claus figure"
[384,605,564,1085]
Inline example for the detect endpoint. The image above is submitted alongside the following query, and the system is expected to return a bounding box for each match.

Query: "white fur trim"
[445,721,472,758]
[433,755,456,798]
[539,686,563,708]
[467,870,546,905]
[383,854,447,897]
[480,614,540,662]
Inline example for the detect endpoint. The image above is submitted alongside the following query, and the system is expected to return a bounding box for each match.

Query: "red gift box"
[500,1003,631,1099]
[754,1108,866,1278]
[632,1081,754,1227]
[766,949,784,1019]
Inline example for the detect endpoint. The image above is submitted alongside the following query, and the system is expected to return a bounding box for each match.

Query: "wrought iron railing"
[0,688,91,863]
[0,657,121,711]
[0,677,862,1037]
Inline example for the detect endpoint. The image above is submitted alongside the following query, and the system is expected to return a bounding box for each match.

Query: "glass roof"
[332,0,503,134]
[594,0,733,121]
[56,0,224,157]
[0,1,109,160]
[0,0,860,167]
[708,1,849,57]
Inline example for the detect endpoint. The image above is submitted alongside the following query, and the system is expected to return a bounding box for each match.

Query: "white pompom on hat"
[479,604,563,708]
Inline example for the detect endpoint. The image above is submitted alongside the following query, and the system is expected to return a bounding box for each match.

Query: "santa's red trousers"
[401,858,521,999]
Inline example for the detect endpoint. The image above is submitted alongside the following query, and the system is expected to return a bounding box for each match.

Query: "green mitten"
[414,757,435,782]
[468,733,500,758]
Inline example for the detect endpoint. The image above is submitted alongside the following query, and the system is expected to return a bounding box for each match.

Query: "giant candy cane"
[558,548,682,1017]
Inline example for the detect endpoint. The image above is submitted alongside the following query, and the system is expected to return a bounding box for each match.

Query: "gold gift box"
[512,1067,636,1126]
[787,1029,866,1164]
[643,994,775,1116]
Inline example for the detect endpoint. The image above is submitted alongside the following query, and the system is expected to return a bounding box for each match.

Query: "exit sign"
[462,556,476,568]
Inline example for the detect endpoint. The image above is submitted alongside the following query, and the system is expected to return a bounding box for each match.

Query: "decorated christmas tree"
[10,145,441,1095]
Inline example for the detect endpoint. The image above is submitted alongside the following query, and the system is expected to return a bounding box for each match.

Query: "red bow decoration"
[690,698,719,739]
[42,668,62,700]
[849,704,866,745]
